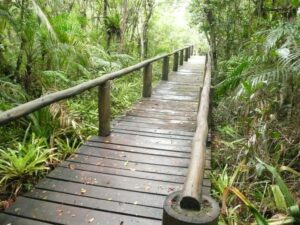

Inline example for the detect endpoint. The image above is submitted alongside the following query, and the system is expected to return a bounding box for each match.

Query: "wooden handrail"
[0,45,192,130]
[180,53,211,210]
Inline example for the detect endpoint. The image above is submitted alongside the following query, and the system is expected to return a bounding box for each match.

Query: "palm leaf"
[31,0,57,39]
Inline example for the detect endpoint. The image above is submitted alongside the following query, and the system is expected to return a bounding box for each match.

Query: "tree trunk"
[140,0,154,59]
[119,0,128,53]
[103,0,110,49]
[205,0,217,72]
[14,0,27,83]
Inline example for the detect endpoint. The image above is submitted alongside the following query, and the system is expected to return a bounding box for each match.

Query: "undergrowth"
[0,54,164,210]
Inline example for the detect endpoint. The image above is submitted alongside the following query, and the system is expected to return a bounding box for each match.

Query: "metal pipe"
[180,54,211,211]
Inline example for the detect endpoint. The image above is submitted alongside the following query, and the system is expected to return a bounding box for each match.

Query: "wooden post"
[184,48,188,61]
[173,52,179,71]
[191,46,194,56]
[143,63,152,97]
[98,80,111,136]
[179,50,184,66]
[162,56,169,81]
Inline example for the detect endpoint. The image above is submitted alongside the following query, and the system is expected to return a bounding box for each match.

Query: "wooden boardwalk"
[0,56,210,225]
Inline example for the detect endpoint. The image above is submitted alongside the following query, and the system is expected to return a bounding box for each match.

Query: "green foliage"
[257,158,300,221]
[193,0,300,222]
[0,135,56,186]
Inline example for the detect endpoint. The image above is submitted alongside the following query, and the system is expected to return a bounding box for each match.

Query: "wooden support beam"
[173,52,179,71]
[143,63,152,97]
[98,81,111,136]
[179,50,184,66]
[162,56,169,81]
[184,48,188,61]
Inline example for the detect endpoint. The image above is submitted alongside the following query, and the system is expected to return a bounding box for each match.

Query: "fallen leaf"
[68,164,76,170]
[168,187,175,192]
[14,208,21,212]
[88,217,94,223]
[81,188,87,194]
[124,161,129,166]
[57,208,63,216]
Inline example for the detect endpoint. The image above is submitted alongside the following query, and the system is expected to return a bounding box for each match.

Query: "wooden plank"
[152,89,199,96]
[91,132,192,146]
[5,197,162,225]
[67,153,210,175]
[131,102,198,112]
[125,111,197,121]
[36,178,167,208]
[76,145,191,167]
[0,214,52,225]
[25,189,163,220]
[67,154,190,176]
[151,94,199,102]
[153,83,200,91]
[127,108,197,118]
[159,81,200,86]
[112,121,196,132]
[83,141,192,157]
[168,76,202,82]
[59,161,186,183]
[112,123,195,136]
[47,167,186,195]
[89,135,192,151]
[47,167,211,191]
[137,98,199,106]
[111,129,193,141]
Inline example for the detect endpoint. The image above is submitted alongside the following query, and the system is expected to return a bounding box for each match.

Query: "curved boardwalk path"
[0,56,210,225]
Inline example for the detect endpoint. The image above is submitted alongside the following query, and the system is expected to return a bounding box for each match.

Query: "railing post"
[184,48,189,61]
[143,63,152,97]
[173,52,179,71]
[179,50,184,66]
[98,80,111,136]
[162,56,169,81]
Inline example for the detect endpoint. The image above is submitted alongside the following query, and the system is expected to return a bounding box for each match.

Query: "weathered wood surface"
[0,56,209,225]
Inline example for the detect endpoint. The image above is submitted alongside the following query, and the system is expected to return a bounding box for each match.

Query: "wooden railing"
[162,53,220,225]
[180,54,211,210]
[0,46,193,134]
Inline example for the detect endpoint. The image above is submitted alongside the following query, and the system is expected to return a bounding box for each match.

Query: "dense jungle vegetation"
[0,0,299,224]
[190,0,300,224]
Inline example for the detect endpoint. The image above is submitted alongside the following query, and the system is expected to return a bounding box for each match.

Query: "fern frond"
[31,0,57,39]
